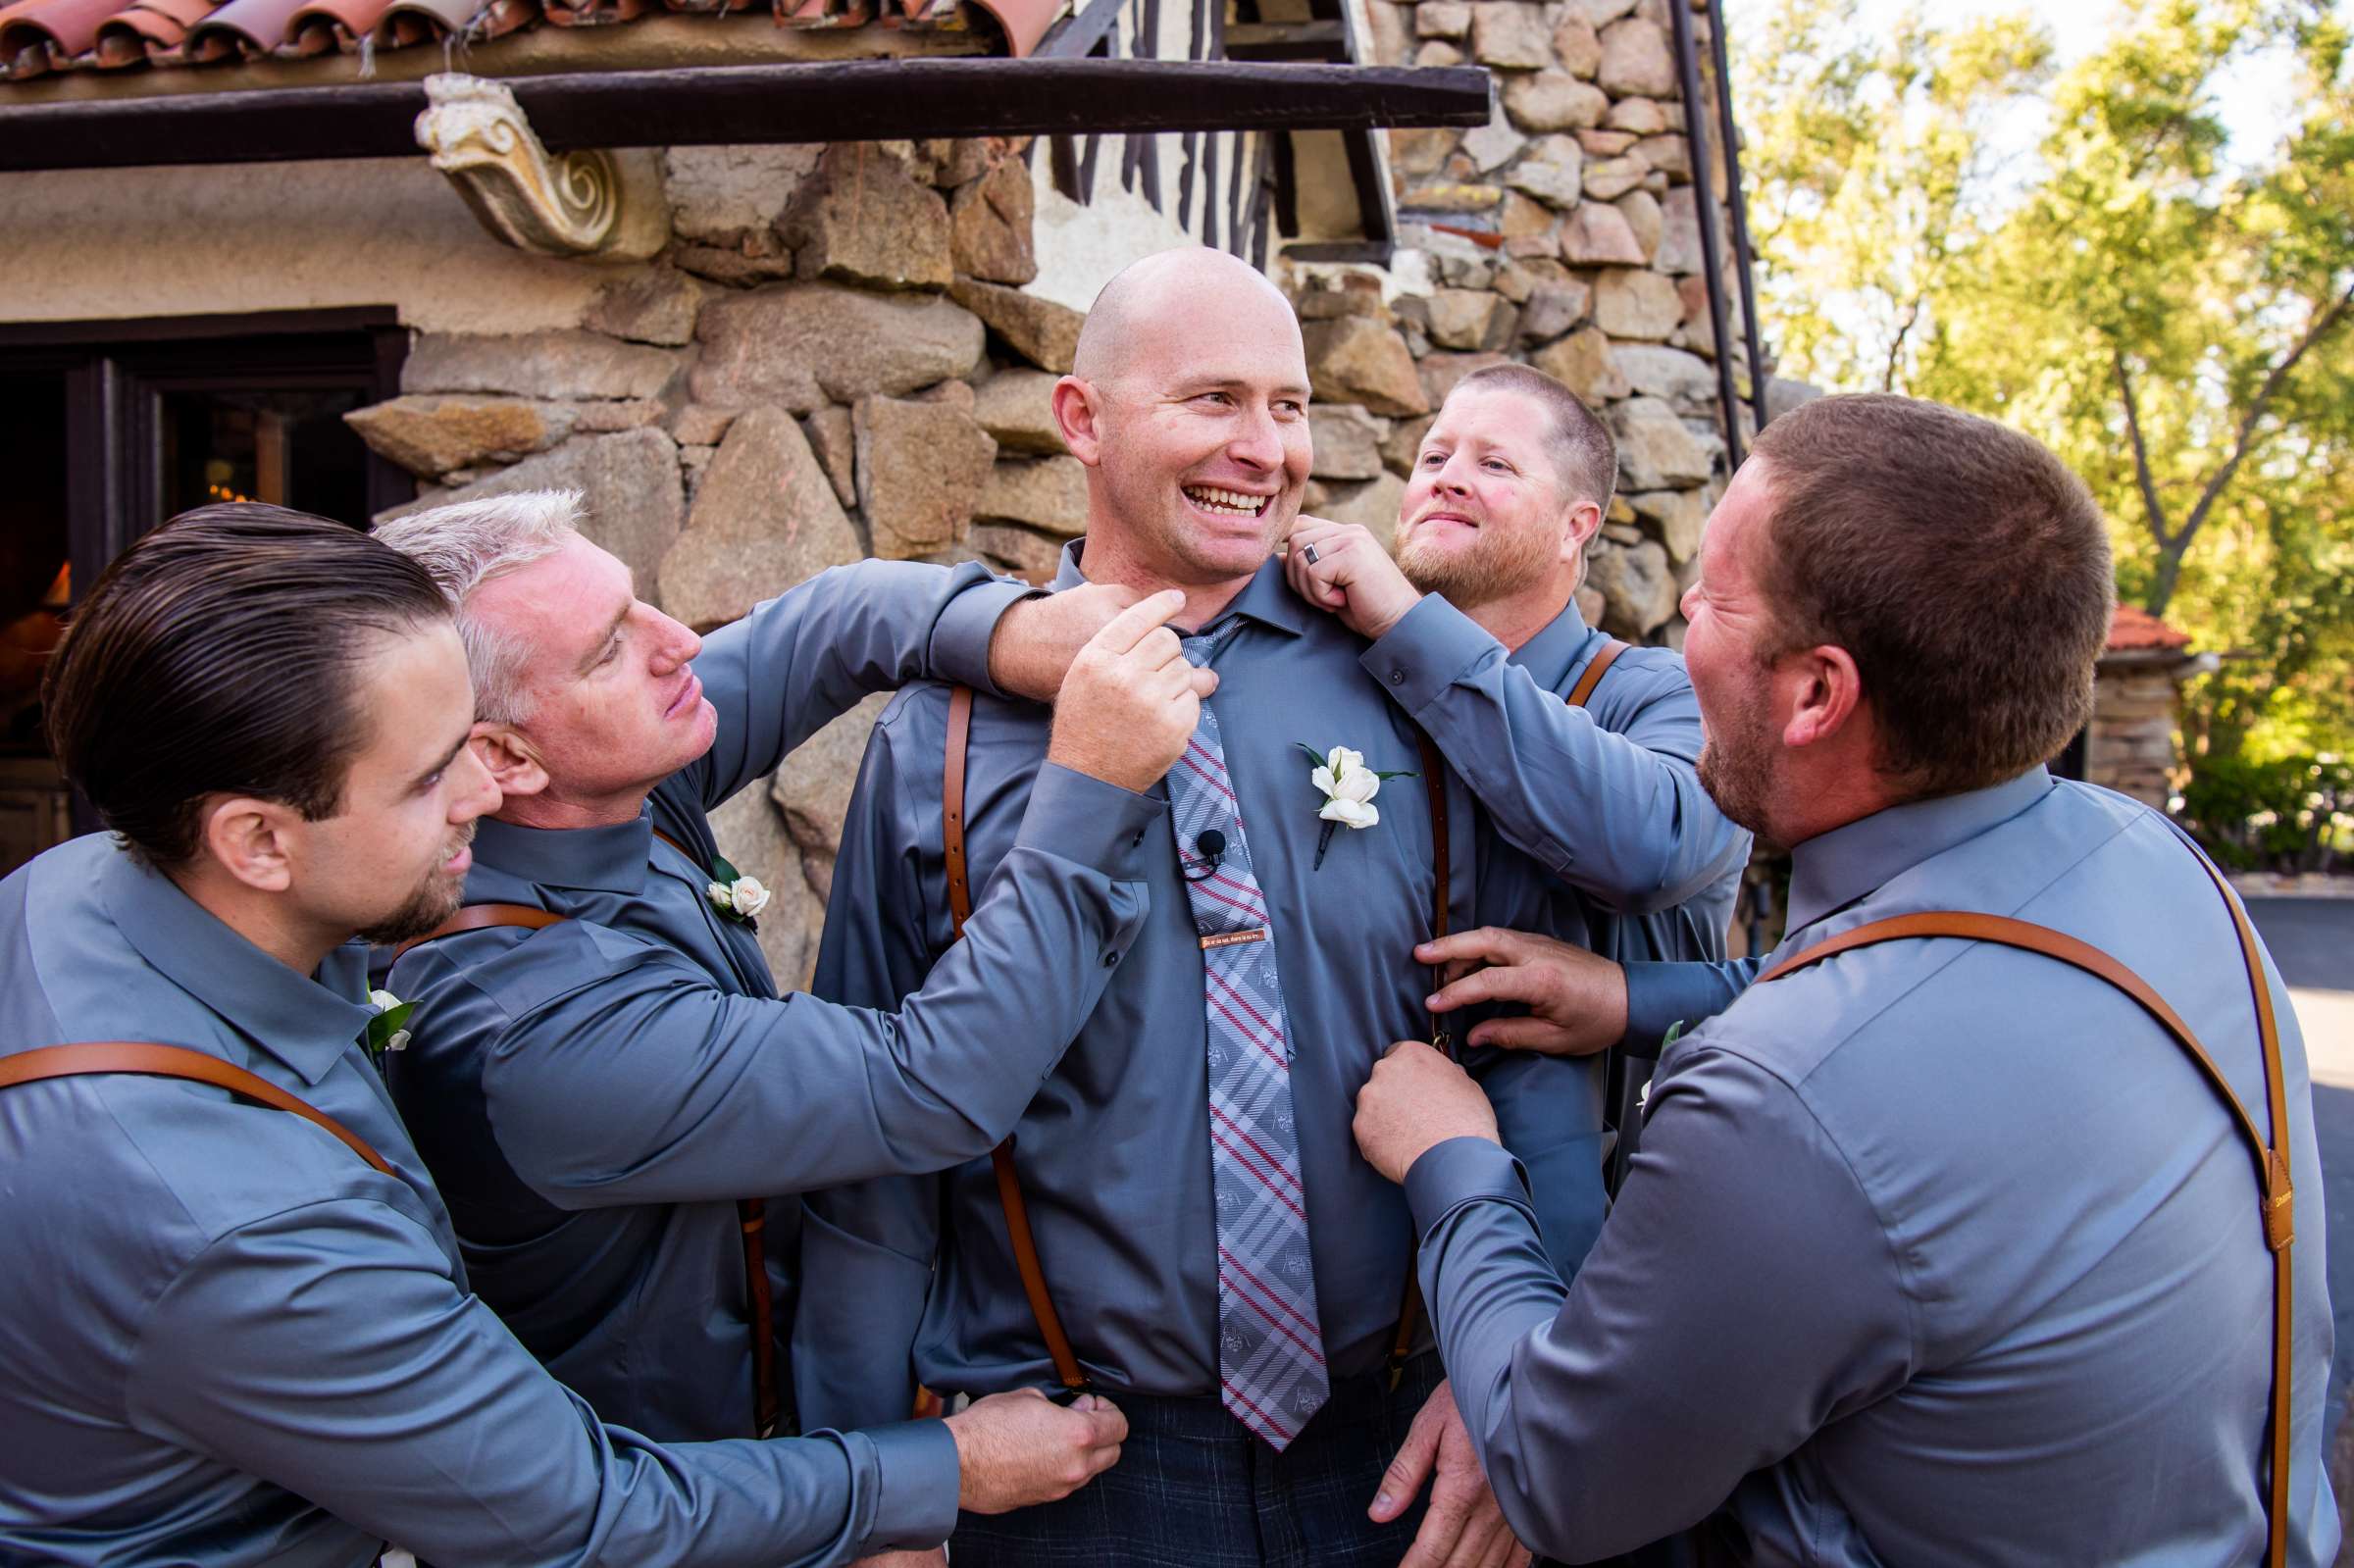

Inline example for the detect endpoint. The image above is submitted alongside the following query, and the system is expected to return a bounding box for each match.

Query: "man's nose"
[645,609,702,672]
[1229,405,1285,470]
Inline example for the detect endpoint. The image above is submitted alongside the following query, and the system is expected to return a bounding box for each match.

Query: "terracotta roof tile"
[3,0,1051,79]
[92,0,221,68]
[2108,604,2192,653]
[2,0,129,75]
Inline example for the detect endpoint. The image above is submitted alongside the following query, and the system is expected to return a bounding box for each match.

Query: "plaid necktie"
[1164,624,1329,1449]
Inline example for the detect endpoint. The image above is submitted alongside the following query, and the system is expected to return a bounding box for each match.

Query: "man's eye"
[1419,451,1445,467]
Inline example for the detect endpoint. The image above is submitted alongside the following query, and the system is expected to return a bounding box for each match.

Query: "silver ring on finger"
[1302,542,1321,565]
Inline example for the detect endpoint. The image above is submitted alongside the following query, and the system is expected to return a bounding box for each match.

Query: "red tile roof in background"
[0,0,1058,81]
[2109,604,2192,653]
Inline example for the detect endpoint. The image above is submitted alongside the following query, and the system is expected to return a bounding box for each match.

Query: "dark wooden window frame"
[0,307,411,612]
[0,307,409,840]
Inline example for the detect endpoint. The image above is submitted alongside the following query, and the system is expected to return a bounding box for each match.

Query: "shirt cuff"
[1619,960,1714,1060]
[1404,1136,1533,1242]
[854,1419,963,1552]
[1360,594,1500,717]
[931,564,1041,699]
[1013,761,1168,883]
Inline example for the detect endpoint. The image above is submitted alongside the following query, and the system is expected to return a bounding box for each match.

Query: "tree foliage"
[1733,0,2354,764]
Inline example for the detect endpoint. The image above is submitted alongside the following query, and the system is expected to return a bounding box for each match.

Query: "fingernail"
[1374,1492,1394,1510]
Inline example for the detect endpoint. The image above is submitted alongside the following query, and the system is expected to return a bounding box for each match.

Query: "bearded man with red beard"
[1285,356,1751,1228]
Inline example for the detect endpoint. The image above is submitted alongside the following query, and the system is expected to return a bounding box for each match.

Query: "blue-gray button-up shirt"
[795,547,1747,1433]
[0,834,958,1567]
[1406,769,2339,1565]
[384,560,1161,1447]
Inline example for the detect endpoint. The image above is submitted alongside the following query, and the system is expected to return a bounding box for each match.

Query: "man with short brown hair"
[1354,393,2337,1565]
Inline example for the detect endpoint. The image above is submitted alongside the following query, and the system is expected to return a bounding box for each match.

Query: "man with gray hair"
[371,488,1209,1539]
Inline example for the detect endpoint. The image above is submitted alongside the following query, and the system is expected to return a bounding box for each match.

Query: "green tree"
[1734,0,2354,763]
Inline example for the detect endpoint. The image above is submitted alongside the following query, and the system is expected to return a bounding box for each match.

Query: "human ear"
[200,796,297,893]
[1780,644,1864,750]
[1053,377,1105,467]
[471,723,549,799]
[1560,498,1605,562]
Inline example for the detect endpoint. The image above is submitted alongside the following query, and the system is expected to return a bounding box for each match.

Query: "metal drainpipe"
[1667,0,1743,470]
[1706,0,1771,437]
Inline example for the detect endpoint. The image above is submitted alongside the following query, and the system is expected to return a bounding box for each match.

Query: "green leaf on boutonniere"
[709,849,742,886]
[364,998,417,1062]
[1662,1020,1685,1050]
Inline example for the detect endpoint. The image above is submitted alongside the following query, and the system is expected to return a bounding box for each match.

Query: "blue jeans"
[949,1355,1445,1567]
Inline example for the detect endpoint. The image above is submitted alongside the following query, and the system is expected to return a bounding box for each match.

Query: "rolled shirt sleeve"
[1404,1037,1916,1561]
[1362,595,1749,915]
[476,763,1163,1208]
[128,1195,958,1566]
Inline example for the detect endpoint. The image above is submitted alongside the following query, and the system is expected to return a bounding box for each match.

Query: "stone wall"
[2087,657,2190,809]
[1285,0,1743,646]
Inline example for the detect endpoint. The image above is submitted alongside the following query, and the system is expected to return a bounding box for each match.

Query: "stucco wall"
[0,159,606,333]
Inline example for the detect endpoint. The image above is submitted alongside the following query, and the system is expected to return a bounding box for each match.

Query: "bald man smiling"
[796,249,1745,1568]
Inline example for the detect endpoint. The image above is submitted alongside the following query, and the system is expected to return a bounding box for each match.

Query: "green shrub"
[2176,753,2354,874]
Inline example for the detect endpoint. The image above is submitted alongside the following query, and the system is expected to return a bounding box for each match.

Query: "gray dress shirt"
[385,560,1161,1444]
[0,834,956,1567]
[795,546,1747,1433]
[1405,769,2340,1565]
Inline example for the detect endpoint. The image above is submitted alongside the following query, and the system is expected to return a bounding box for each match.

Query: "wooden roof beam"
[0,56,1491,172]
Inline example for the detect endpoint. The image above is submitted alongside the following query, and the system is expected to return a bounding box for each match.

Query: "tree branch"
[1882,297,1922,393]
[2113,347,2171,546]
[2177,276,2354,551]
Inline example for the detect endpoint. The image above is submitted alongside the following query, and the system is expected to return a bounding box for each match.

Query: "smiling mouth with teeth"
[1184,484,1272,518]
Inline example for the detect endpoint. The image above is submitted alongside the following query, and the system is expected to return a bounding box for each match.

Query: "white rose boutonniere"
[364,988,416,1063]
[703,851,770,928]
[1296,742,1417,868]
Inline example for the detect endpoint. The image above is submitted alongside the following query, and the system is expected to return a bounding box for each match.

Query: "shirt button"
[1131,829,1146,847]
[1102,951,1119,968]
[1388,669,1406,684]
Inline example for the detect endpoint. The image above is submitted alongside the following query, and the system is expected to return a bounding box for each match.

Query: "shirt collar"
[99,843,378,1087]
[1783,766,2058,936]
[1501,593,1600,690]
[1051,541,1315,640]
[470,808,656,895]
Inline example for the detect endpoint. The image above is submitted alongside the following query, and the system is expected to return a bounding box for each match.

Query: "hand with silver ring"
[1283,517,1424,640]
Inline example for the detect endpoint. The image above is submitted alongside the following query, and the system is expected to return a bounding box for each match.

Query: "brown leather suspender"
[1564,636,1626,710]
[945,684,1091,1393]
[0,1041,395,1173]
[393,825,783,1437]
[1754,844,2294,1568]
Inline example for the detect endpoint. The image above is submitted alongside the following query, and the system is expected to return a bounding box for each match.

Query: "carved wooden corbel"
[415,74,666,260]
